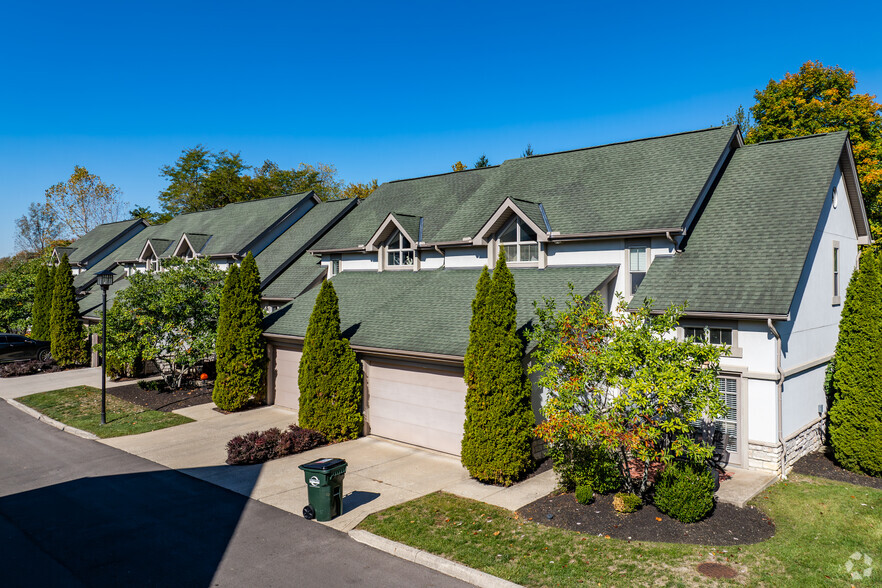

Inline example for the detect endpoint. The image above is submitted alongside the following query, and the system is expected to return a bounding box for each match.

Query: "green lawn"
[18,385,193,438]
[358,475,882,587]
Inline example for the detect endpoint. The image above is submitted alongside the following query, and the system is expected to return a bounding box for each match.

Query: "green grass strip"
[18,385,193,439]
[358,475,882,587]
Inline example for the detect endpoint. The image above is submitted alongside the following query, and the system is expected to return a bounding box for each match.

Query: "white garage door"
[366,360,467,455]
[271,344,302,411]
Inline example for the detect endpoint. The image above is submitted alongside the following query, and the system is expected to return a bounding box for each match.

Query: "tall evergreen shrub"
[298,280,363,441]
[31,264,52,341]
[50,255,85,366]
[461,249,535,485]
[213,254,267,411]
[215,264,239,377]
[828,249,882,476]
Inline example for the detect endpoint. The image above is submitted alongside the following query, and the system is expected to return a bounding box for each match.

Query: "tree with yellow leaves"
[747,61,882,237]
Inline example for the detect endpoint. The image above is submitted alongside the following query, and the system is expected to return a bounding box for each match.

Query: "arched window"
[385,230,414,267]
[498,217,538,263]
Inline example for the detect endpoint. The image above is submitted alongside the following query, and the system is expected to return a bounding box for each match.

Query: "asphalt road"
[0,401,470,587]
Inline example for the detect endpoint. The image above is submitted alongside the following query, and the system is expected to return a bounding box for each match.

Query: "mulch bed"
[107,382,213,413]
[517,491,775,545]
[791,448,882,490]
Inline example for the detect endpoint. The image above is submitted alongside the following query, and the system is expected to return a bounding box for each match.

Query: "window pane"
[518,220,537,242]
[504,244,518,261]
[499,221,517,243]
[386,230,401,247]
[402,251,414,266]
[684,327,704,340]
[521,244,538,262]
[709,328,732,346]
[388,251,400,266]
[833,247,839,271]
[331,260,340,275]
[630,247,647,272]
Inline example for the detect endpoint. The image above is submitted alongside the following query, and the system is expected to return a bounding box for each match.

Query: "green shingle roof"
[313,126,736,251]
[78,267,129,319]
[63,219,146,264]
[631,131,848,317]
[260,255,326,300]
[256,199,354,295]
[263,265,617,357]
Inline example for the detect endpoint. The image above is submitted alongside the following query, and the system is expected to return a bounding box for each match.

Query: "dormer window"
[145,251,157,272]
[385,230,414,267]
[498,217,538,263]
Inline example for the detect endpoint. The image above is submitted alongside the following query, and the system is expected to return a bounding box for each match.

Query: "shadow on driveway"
[0,466,262,587]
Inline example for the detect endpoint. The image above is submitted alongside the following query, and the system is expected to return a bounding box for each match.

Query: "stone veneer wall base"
[747,417,826,477]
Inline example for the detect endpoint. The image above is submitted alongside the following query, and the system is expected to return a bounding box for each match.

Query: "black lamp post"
[96,270,114,425]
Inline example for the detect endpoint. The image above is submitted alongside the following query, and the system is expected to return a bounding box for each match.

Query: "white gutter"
[767,318,787,479]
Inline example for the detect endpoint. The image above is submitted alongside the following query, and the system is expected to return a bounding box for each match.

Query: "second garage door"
[365,360,467,456]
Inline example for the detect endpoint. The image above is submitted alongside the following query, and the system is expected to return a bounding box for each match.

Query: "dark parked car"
[0,334,52,363]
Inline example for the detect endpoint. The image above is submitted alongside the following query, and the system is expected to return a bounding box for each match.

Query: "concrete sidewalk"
[101,402,557,531]
[0,367,143,400]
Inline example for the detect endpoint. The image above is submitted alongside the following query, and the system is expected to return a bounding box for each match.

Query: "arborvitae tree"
[829,249,882,476]
[461,248,535,484]
[31,264,52,341]
[50,254,85,366]
[213,254,267,411]
[214,264,240,377]
[298,280,363,440]
[463,266,491,392]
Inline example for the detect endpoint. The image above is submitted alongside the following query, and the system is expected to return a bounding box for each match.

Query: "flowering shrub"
[226,424,327,465]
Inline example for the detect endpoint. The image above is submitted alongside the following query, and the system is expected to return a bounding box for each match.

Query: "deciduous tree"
[45,166,128,238]
[101,258,225,387]
[451,161,468,172]
[340,179,379,199]
[15,202,62,254]
[747,61,882,236]
[0,253,41,334]
[530,293,725,497]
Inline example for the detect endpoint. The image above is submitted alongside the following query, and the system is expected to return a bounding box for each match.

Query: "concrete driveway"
[102,403,557,531]
[0,367,139,400]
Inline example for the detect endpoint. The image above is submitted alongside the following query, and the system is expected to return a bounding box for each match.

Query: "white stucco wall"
[780,170,858,371]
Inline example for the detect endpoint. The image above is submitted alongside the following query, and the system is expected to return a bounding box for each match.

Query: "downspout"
[434,245,445,268]
[767,319,787,479]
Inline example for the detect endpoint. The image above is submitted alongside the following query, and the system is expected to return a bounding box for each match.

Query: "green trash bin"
[299,458,347,522]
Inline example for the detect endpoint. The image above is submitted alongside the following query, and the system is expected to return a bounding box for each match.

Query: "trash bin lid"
[299,457,347,471]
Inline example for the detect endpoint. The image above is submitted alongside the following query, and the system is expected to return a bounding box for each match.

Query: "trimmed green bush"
[213,253,267,412]
[549,437,622,494]
[31,264,52,341]
[575,482,594,505]
[461,249,535,485]
[653,461,716,523]
[50,255,85,366]
[828,248,882,476]
[612,492,641,513]
[298,280,363,440]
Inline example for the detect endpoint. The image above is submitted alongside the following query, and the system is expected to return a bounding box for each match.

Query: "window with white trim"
[684,326,733,347]
[145,251,157,272]
[330,259,340,277]
[385,230,414,267]
[497,217,538,263]
[715,377,738,454]
[629,247,647,294]
[833,242,840,303]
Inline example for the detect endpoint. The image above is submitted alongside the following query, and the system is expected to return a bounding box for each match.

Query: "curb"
[348,529,521,588]
[4,398,99,440]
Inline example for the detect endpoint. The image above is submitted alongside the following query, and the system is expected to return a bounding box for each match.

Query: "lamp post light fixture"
[96,270,114,425]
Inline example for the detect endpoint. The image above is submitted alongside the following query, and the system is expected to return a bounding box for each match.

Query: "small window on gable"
[497,217,538,263]
[144,251,156,272]
[330,259,340,277]
[385,230,414,267]
[629,247,647,294]
[832,186,838,209]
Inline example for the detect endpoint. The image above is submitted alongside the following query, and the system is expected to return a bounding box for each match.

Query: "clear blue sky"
[2,0,880,256]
